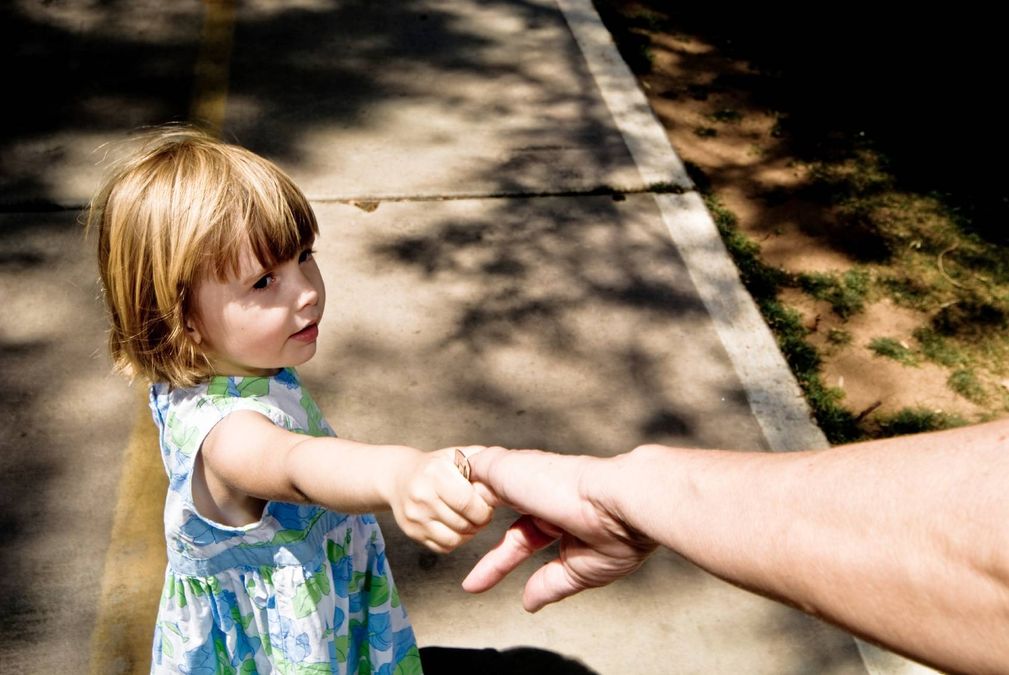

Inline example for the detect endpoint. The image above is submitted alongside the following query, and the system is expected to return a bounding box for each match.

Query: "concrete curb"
[555,0,938,672]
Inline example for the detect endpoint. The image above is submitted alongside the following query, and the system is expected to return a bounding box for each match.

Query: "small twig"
[855,400,883,423]
[937,244,966,289]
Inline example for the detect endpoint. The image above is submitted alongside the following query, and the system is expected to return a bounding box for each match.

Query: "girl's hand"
[389,445,495,553]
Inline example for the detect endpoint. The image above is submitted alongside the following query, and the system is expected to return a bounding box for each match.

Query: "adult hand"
[461,447,657,612]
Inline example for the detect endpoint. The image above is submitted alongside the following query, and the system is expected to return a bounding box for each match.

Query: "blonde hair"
[88,127,319,387]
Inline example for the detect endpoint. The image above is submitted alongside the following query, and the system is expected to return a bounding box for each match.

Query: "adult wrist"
[602,444,695,549]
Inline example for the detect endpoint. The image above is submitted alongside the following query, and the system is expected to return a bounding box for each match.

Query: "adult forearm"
[605,422,1009,673]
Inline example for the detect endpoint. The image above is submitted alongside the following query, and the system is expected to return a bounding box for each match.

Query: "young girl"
[89,128,494,674]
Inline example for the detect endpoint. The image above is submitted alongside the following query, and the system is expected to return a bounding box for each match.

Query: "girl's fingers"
[417,520,473,553]
[461,515,558,593]
[414,489,491,541]
[434,453,495,527]
[453,486,494,528]
[427,498,479,535]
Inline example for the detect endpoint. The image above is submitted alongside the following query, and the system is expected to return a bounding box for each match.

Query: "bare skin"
[200,411,493,553]
[463,419,1009,674]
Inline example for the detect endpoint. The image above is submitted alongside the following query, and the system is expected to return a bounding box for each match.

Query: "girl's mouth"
[290,323,319,343]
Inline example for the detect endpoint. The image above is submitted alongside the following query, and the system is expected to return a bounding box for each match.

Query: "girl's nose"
[295,269,320,309]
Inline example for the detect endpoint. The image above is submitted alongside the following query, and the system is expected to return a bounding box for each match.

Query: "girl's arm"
[200,410,493,553]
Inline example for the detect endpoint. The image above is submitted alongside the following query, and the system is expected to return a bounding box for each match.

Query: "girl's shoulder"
[150,368,330,439]
[152,368,301,409]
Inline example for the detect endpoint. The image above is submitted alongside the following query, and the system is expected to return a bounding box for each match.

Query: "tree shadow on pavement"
[362,193,765,455]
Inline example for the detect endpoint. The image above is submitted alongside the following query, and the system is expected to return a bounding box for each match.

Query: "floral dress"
[148,368,420,674]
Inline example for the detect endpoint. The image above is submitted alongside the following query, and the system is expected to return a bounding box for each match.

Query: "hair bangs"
[205,162,318,282]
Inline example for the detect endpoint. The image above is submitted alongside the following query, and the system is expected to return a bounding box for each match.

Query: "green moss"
[875,408,966,437]
[913,327,967,367]
[869,337,917,366]
[827,328,853,346]
[707,195,788,303]
[707,194,861,444]
[803,377,861,444]
[798,268,871,318]
[880,275,934,310]
[948,368,986,404]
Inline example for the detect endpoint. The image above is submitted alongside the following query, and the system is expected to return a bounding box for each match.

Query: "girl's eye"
[252,274,274,291]
[299,248,316,264]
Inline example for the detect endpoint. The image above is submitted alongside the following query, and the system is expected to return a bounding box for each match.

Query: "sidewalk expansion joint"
[0,184,694,217]
[310,183,693,207]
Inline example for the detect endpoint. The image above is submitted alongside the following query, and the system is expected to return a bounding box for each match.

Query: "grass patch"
[798,268,871,318]
[869,337,917,366]
[761,298,861,443]
[948,368,986,404]
[707,195,788,302]
[760,299,819,373]
[594,0,1009,440]
[913,327,966,367]
[803,377,861,444]
[875,408,966,437]
[806,150,894,202]
[647,181,688,194]
[706,194,861,443]
[827,328,852,346]
[880,275,934,310]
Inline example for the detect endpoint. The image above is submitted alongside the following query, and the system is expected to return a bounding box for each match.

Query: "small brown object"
[454,448,471,481]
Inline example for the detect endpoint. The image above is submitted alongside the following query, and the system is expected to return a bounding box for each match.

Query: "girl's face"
[187,242,326,377]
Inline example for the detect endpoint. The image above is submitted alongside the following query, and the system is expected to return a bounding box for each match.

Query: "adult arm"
[463,419,1009,673]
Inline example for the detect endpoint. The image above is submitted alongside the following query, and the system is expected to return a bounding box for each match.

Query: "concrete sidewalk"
[1,1,927,673]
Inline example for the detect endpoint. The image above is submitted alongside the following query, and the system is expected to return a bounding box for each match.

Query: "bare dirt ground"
[599,2,1009,441]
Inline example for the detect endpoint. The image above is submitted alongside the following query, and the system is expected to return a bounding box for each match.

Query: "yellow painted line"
[190,0,237,134]
[89,391,167,675]
[89,6,237,671]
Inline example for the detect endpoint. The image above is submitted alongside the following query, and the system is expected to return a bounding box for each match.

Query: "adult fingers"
[467,448,590,526]
[461,515,558,593]
[521,559,587,613]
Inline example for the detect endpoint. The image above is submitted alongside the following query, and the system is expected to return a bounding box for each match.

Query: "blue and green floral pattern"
[149,369,420,674]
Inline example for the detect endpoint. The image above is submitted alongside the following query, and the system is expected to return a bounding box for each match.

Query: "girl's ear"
[185,320,204,346]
